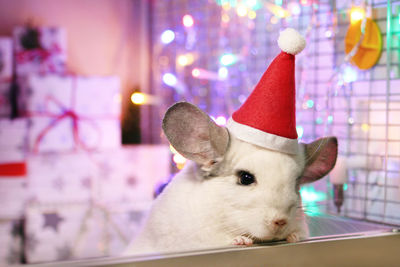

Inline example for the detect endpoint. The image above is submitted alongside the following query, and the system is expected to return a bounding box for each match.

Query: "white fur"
[277,28,306,55]
[124,135,309,255]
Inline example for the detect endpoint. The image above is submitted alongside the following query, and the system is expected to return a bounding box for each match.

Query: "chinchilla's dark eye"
[237,170,256,186]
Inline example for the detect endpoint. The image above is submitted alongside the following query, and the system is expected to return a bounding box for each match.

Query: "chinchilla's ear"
[299,137,338,184]
[162,102,230,167]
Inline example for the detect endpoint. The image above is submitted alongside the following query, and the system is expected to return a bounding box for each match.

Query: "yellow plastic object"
[345,18,382,70]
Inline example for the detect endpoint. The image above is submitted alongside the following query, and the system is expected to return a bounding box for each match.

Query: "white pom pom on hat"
[277,28,306,55]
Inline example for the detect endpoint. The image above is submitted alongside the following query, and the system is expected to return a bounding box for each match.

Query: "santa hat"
[226,28,306,155]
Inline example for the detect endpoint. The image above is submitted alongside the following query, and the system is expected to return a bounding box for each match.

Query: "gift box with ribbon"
[13,26,67,76]
[20,74,121,153]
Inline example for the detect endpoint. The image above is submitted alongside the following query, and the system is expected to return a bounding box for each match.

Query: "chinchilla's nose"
[273,219,287,227]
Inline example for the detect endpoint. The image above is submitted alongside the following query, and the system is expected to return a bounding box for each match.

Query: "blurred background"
[0,0,399,265]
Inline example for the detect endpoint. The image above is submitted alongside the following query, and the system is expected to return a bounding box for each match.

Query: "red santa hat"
[226,28,306,155]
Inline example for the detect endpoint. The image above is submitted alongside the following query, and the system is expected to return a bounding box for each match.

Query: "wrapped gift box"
[0,219,24,265]
[0,141,27,265]
[13,26,67,75]
[0,37,13,82]
[0,119,28,219]
[27,145,171,203]
[24,201,149,263]
[0,144,171,263]
[19,74,121,152]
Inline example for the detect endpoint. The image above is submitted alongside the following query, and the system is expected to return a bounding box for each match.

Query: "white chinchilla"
[124,102,338,255]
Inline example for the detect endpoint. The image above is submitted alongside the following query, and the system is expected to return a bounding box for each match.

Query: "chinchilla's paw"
[232,235,253,246]
[286,232,302,243]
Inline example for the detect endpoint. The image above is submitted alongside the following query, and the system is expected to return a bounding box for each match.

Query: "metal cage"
[150,0,400,226]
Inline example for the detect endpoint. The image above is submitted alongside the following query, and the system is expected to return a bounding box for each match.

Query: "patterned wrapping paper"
[0,118,28,155]
[0,37,13,82]
[0,219,24,266]
[19,74,121,152]
[24,201,149,263]
[0,178,27,219]
[0,118,26,266]
[0,82,11,118]
[26,145,171,203]
[92,145,171,203]
[27,152,95,203]
[13,26,67,76]
[0,119,28,220]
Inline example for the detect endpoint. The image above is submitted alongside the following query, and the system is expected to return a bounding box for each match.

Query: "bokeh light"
[162,73,177,86]
[173,153,187,164]
[236,5,248,17]
[215,116,227,126]
[182,14,194,27]
[248,10,257,19]
[177,53,194,66]
[131,92,146,105]
[296,125,304,139]
[192,68,200,77]
[343,66,358,83]
[220,53,237,66]
[218,67,228,79]
[160,30,175,44]
[350,7,365,24]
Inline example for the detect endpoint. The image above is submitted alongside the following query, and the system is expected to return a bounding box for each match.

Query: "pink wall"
[0,0,150,119]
